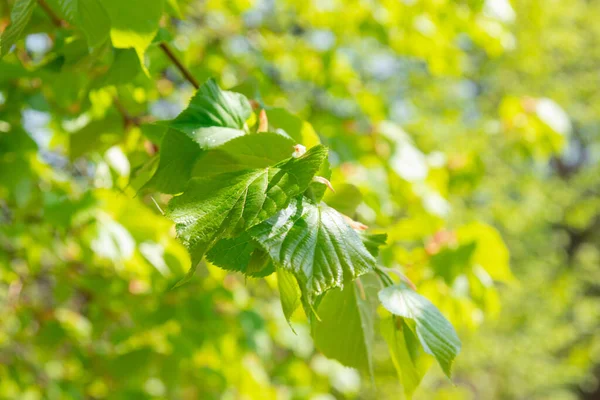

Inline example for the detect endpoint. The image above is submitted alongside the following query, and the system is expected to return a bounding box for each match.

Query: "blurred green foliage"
[1,0,599,399]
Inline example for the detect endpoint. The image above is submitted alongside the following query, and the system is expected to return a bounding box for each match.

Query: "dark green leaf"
[206,233,274,278]
[250,198,377,303]
[360,232,388,257]
[167,78,252,146]
[167,145,328,283]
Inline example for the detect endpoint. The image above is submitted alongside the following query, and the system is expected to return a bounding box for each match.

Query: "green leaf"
[142,128,199,194]
[0,0,36,59]
[378,284,461,378]
[381,317,433,398]
[457,222,514,282]
[267,108,320,147]
[69,115,123,160]
[146,79,257,193]
[250,198,377,303]
[102,0,164,65]
[429,242,477,284]
[206,233,274,278]
[167,145,328,283]
[360,232,388,257]
[192,131,296,177]
[323,183,363,215]
[166,78,252,146]
[165,0,182,18]
[311,273,381,374]
[304,155,331,202]
[100,48,142,87]
[277,268,302,325]
[58,0,110,47]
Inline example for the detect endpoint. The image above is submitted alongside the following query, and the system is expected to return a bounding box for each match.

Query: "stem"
[159,42,199,89]
[38,0,65,27]
[375,267,394,287]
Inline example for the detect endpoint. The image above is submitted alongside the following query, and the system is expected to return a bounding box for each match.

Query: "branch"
[112,96,156,128]
[37,0,66,28]
[159,42,199,89]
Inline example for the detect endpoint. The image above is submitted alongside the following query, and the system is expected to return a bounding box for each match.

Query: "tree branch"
[37,0,66,28]
[159,42,200,89]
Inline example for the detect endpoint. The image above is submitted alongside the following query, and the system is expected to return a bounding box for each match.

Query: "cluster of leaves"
[143,78,461,393]
[4,0,599,398]
[0,0,467,395]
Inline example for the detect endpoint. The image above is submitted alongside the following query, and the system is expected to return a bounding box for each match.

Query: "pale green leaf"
[167,145,328,283]
[250,198,377,302]
[102,0,164,64]
[378,284,461,378]
[381,317,433,398]
[457,222,514,282]
[311,273,381,374]
[0,0,36,58]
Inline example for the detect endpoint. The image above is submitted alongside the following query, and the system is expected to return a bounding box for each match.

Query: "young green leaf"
[0,0,36,59]
[166,78,252,146]
[167,145,328,283]
[250,198,377,303]
[378,284,461,378]
[311,273,381,374]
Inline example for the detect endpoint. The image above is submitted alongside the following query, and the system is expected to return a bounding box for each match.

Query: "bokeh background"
[1,0,600,398]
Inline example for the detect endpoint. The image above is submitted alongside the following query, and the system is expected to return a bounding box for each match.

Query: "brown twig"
[159,42,199,89]
[37,0,65,28]
[112,96,156,128]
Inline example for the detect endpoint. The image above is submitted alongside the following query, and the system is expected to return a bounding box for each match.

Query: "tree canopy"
[1,0,599,399]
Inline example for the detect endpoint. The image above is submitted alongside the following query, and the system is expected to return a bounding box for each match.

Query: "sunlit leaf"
[379,284,461,378]
[250,198,376,303]
[167,145,327,283]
